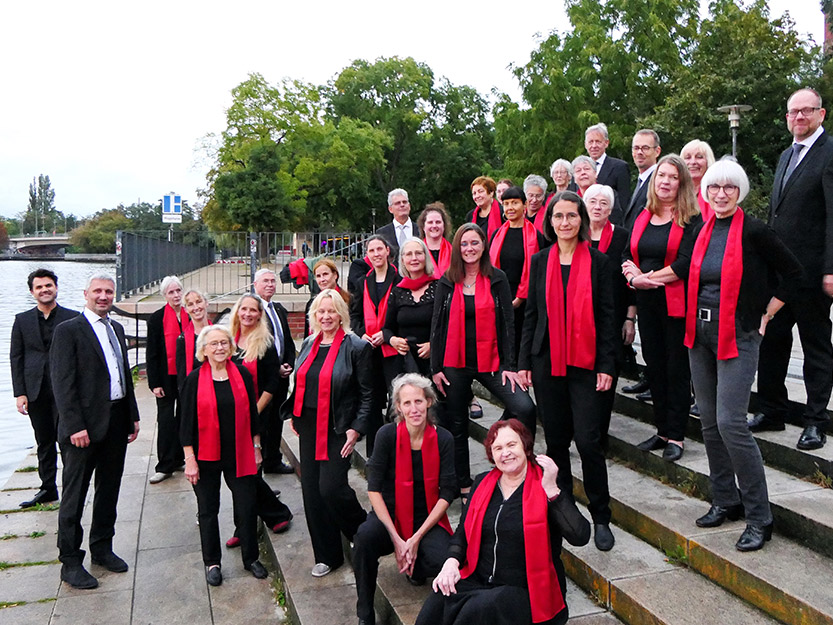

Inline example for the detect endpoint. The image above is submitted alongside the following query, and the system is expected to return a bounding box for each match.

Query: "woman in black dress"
[415,419,590,625]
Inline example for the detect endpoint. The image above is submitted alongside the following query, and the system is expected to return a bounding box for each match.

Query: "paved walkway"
[0,383,290,625]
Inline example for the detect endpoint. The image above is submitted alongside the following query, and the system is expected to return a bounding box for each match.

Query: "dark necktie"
[268,302,284,359]
[781,143,804,190]
[101,317,126,395]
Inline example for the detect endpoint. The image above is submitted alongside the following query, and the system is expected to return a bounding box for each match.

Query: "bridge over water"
[8,233,71,254]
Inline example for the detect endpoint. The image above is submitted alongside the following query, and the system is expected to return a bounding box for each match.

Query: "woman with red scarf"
[489,186,548,358]
[353,374,456,625]
[180,325,266,586]
[465,176,504,240]
[431,223,537,500]
[685,160,802,551]
[282,289,371,578]
[415,419,590,625]
[681,139,716,222]
[176,289,212,392]
[622,155,702,463]
[303,258,351,336]
[350,235,400,456]
[518,191,617,551]
[418,202,453,276]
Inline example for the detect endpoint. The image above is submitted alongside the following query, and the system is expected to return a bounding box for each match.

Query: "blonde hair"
[646,154,700,227]
[195,325,235,362]
[308,289,352,336]
[228,294,273,361]
[398,239,436,278]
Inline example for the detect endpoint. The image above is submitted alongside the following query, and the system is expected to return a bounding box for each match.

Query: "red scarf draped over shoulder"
[443,273,500,372]
[164,304,191,375]
[697,189,714,222]
[597,221,614,253]
[394,422,452,539]
[545,242,596,375]
[530,207,548,233]
[292,327,345,460]
[233,330,260,398]
[195,361,257,478]
[472,199,503,239]
[363,269,398,357]
[685,210,745,359]
[184,320,212,376]
[428,238,452,276]
[629,209,686,318]
[490,221,540,299]
[460,464,564,623]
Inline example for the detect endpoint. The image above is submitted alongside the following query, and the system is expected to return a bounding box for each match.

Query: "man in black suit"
[586,123,632,210]
[375,188,420,264]
[622,129,661,229]
[750,88,833,450]
[10,269,78,508]
[253,268,296,473]
[50,274,140,589]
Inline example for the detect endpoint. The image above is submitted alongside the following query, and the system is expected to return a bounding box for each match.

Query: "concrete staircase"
[261,376,833,625]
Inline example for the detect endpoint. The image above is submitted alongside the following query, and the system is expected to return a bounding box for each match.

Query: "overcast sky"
[0,0,824,220]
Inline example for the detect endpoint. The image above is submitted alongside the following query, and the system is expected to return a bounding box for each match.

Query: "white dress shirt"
[83,307,125,400]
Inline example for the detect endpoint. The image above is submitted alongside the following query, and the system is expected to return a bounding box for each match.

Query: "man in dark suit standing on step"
[749,88,833,451]
[623,129,661,229]
[10,268,78,508]
[586,123,632,211]
[253,268,296,474]
[375,189,420,264]
[51,274,140,589]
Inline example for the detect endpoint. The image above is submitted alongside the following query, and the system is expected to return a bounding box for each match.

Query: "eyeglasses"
[632,144,657,153]
[207,340,230,349]
[526,192,544,200]
[706,184,739,195]
[786,107,821,118]
[552,212,581,221]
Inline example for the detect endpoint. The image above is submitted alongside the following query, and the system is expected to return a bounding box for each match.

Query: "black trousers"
[637,294,690,441]
[295,412,367,568]
[532,358,611,524]
[442,367,537,489]
[232,471,293,537]
[366,349,388,457]
[155,375,184,473]
[193,461,258,567]
[757,286,833,428]
[353,511,450,621]
[261,401,288,469]
[57,400,128,566]
[27,386,59,494]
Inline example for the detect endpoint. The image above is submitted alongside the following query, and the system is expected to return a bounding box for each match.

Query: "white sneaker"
[311,563,331,577]
[149,472,172,484]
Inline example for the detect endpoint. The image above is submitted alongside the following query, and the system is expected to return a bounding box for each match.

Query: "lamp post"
[717,105,752,158]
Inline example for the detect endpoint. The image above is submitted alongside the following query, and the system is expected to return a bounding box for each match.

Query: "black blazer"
[594,225,635,329]
[146,305,186,392]
[50,312,140,444]
[623,171,654,229]
[350,265,400,337]
[430,269,516,373]
[10,304,77,402]
[769,130,833,285]
[376,221,421,265]
[518,245,617,376]
[597,155,632,210]
[280,332,373,435]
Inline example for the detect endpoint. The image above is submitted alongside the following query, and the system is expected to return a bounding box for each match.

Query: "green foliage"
[15,466,37,473]
[70,209,131,253]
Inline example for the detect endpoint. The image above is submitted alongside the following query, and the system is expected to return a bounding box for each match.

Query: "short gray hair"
[550,159,573,178]
[634,129,660,148]
[387,188,409,206]
[160,275,183,296]
[700,157,750,203]
[253,268,276,282]
[391,373,438,425]
[571,155,597,171]
[398,238,436,278]
[85,273,115,290]
[523,174,548,195]
[585,123,609,141]
[195,325,235,362]
[583,184,615,206]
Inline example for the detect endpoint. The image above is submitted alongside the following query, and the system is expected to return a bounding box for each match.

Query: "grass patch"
[271,576,287,608]
[0,502,59,514]
[663,544,689,567]
[14,466,37,473]
[810,466,833,489]
[0,534,17,541]
[0,559,60,570]
[28,531,46,539]
[1,487,32,492]
[0,598,55,610]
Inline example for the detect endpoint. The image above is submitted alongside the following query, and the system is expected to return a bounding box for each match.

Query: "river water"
[0,260,116,487]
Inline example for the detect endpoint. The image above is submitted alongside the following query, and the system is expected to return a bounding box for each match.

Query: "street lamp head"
[717,104,753,128]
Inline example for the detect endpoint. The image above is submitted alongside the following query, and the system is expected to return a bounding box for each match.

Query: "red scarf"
[596,221,614,253]
[184,320,212,376]
[394,422,453,539]
[428,238,452,276]
[163,304,191,375]
[629,210,686,318]
[530,207,548,234]
[443,273,500,372]
[697,189,714,222]
[545,242,596,375]
[233,331,260,398]
[292,327,345,460]
[397,274,436,290]
[363,270,397,357]
[685,210,745,359]
[195,362,257,478]
[460,465,564,623]
[288,258,310,286]
[472,199,503,239]
[490,220,540,299]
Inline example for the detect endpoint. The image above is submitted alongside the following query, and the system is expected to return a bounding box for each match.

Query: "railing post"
[249,231,257,293]
[115,230,123,301]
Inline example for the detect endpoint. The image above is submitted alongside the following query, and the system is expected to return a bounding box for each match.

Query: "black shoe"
[594,524,615,551]
[695,504,744,528]
[205,565,223,586]
[636,435,666,452]
[690,403,701,417]
[662,442,684,462]
[747,412,785,432]
[736,523,773,552]
[264,461,295,475]
[623,377,649,394]
[20,489,59,509]
[797,425,826,450]
[245,560,268,579]
[61,564,99,589]
[91,551,129,573]
[358,619,376,625]
[635,390,653,402]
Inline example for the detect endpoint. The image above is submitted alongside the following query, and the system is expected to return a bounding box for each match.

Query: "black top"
[697,217,731,309]
[498,228,525,297]
[464,205,505,234]
[429,248,440,264]
[37,308,60,352]
[349,265,400,337]
[175,332,201,393]
[301,345,330,410]
[382,280,437,345]
[464,295,477,369]
[231,343,280,399]
[591,225,634,328]
[146,305,186,391]
[623,216,701,280]
[367,423,457,527]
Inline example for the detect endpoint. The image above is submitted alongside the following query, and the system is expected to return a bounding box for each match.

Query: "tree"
[0,221,9,250]
[26,174,57,234]
[70,209,131,253]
